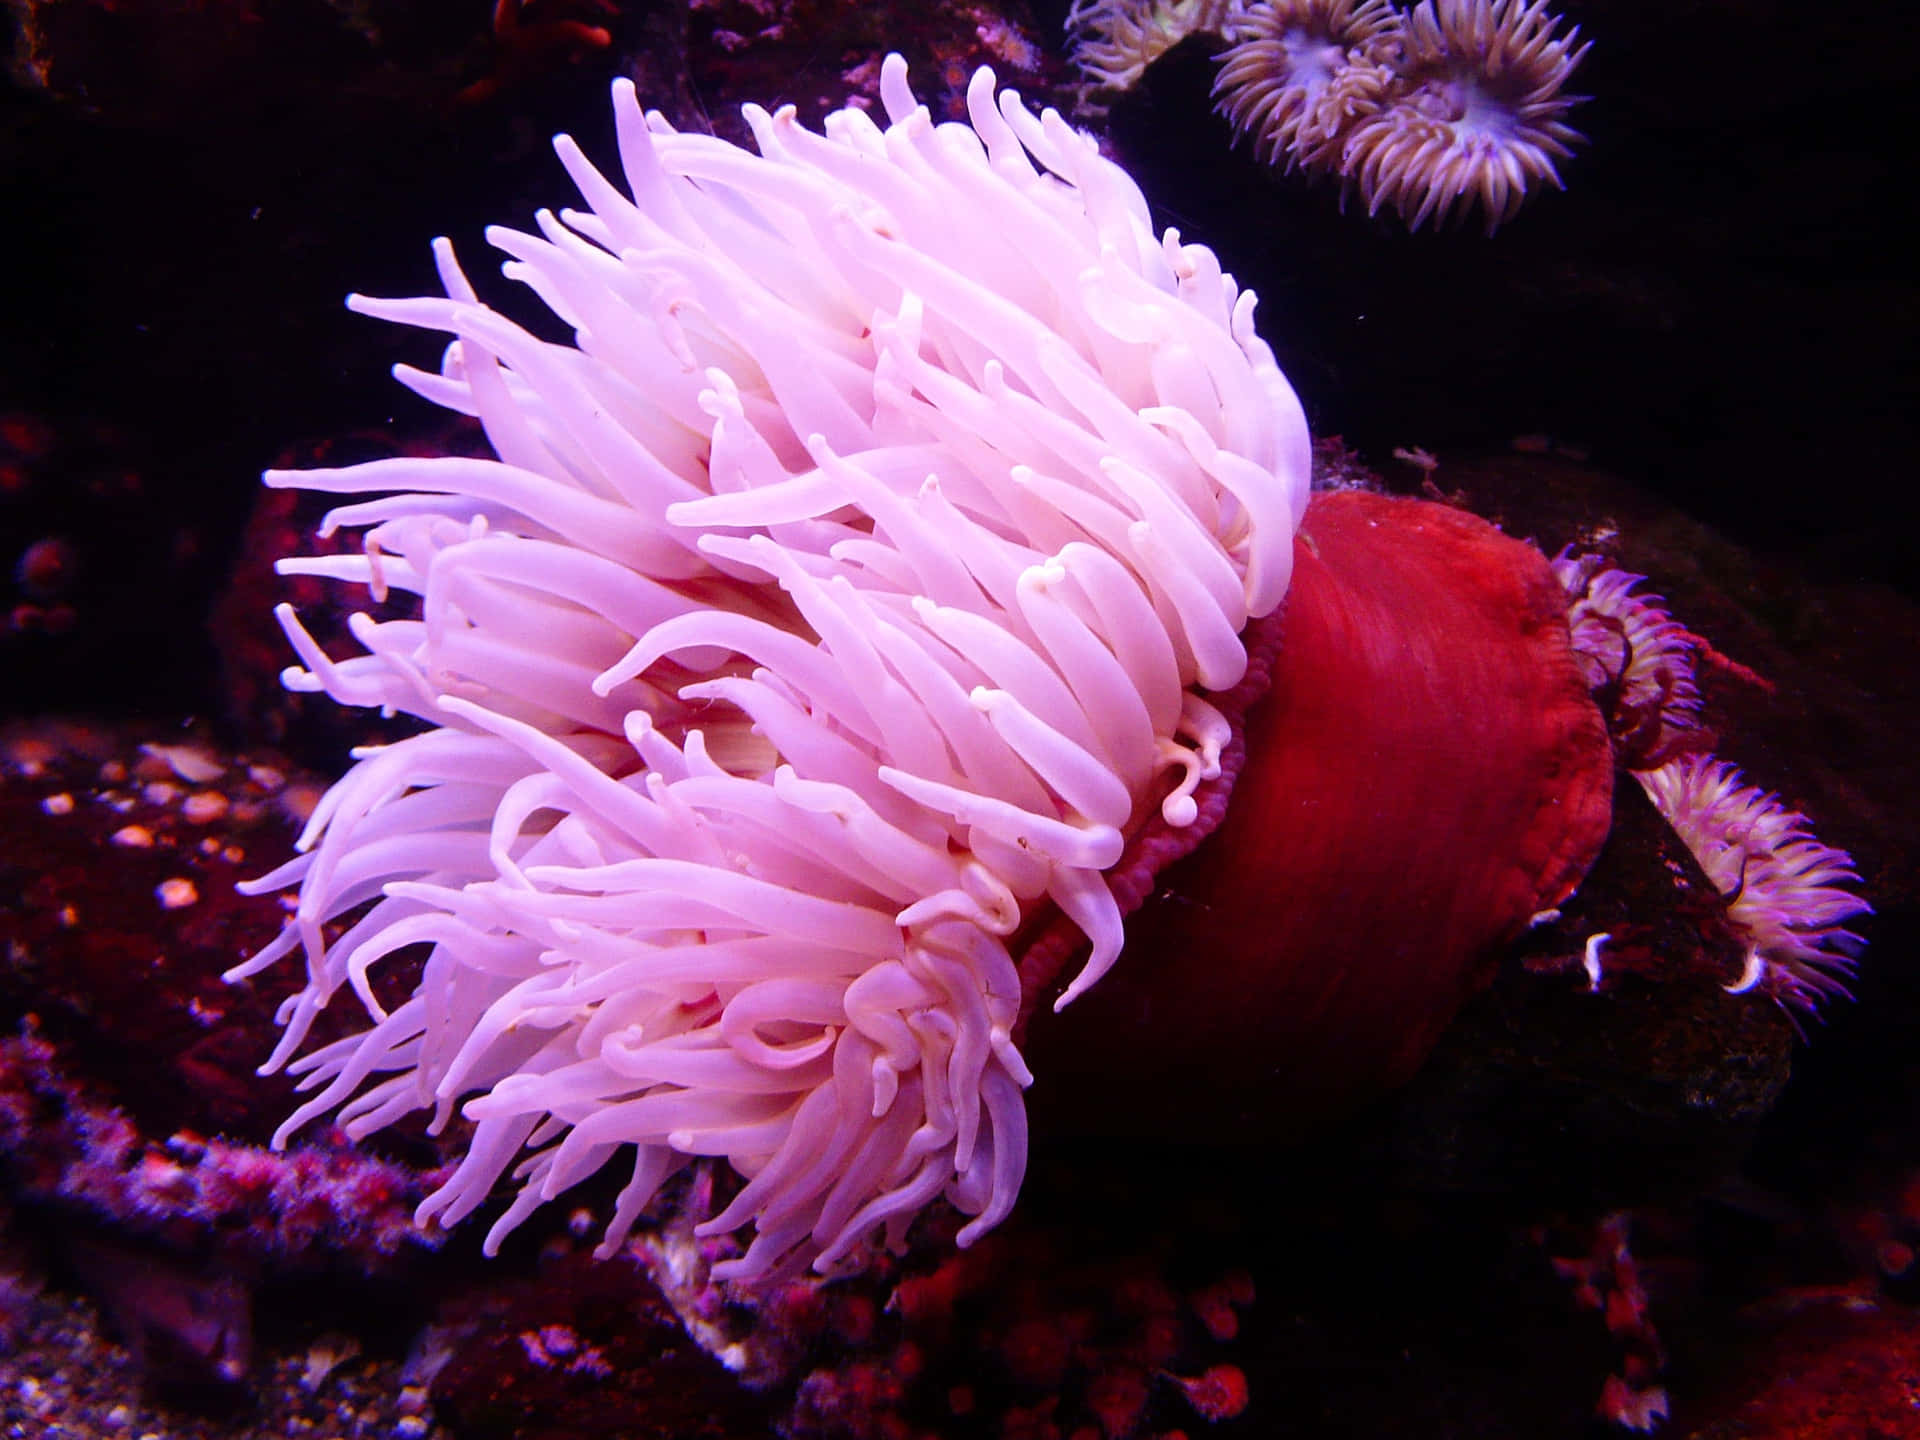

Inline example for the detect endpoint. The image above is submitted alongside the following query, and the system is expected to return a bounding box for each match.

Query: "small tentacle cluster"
[1553,552,1870,1016]
[1207,0,1589,231]
[232,57,1310,1280]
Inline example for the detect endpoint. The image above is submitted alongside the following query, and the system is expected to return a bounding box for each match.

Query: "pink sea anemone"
[1342,0,1589,232]
[229,55,1312,1280]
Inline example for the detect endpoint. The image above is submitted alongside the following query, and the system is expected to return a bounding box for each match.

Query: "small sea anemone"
[1213,0,1403,169]
[1552,549,1703,768]
[1068,0,1247,95]
[230,55,1310,1280]
[1635,756,1870,1014]
[1342,0,1589,232]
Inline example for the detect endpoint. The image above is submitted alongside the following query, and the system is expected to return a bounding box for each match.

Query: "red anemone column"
[1028,489,1614,1140]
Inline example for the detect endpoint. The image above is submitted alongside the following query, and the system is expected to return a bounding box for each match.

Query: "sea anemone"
[1213,0,1403,170]
[1068,0,1248,95]
[1635,757,1871,1015]
[1342,0,1590,232]
[229,55,1312,1280]
[1552,549,1703,768]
